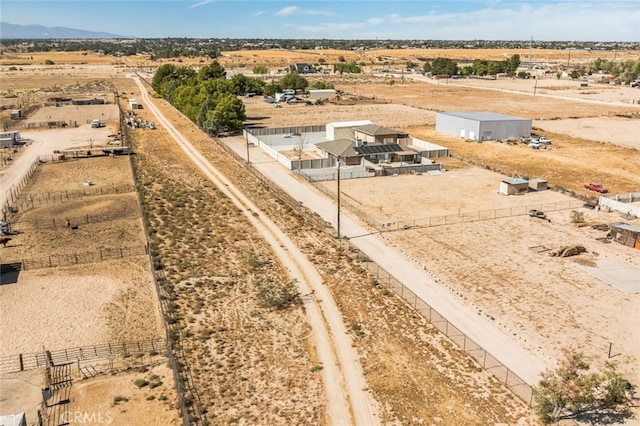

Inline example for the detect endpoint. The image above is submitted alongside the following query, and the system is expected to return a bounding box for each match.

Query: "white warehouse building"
[436,111,532,141]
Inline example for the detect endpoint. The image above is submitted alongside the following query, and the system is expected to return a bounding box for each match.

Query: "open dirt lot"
[0,155,163,355]
[318,163,640,383]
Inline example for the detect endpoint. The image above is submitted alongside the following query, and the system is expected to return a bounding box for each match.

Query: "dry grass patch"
[131,111,323,424]
[142,81,537,424]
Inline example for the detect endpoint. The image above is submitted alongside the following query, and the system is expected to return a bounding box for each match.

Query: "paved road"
[132,77,381,426]
[224,136,548,386]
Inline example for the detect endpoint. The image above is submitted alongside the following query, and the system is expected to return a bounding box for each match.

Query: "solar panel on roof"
[354,144,403,155]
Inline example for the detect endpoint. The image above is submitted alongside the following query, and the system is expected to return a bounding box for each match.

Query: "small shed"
[609,223,640,248]
[10,109,21,120]
[499,178,529,195]
[528,177,548,191]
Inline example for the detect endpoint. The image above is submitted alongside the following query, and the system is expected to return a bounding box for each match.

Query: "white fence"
[599,192,640,217]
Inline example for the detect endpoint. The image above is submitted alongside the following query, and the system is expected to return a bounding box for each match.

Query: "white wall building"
[436,111,532,141]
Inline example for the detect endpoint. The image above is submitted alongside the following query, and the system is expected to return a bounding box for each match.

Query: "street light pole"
[336,158,341,241]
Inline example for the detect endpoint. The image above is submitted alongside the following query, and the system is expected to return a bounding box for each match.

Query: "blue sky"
[2,1,639,41]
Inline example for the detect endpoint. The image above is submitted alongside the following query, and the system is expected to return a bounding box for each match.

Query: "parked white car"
[538,136,552,144]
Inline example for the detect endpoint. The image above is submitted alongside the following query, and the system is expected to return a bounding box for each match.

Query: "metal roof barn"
[436,111,532,141]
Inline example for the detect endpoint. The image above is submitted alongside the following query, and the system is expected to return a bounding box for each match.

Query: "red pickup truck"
[584,183,608,193]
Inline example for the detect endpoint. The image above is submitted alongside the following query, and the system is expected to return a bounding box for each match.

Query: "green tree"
[229,73,264,95]
[211,92,246,134]
[279,71,308,90]
[535,349,632,424]
[310,81,334,90]
[198,60,226,81]
[507,54,521,76]
[334,62,361,74]
[429,57,459,76]
[252,65,268,75]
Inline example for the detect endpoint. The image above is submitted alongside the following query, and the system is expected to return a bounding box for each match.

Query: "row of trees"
[422,54,521,77]
[151,61,322,134]
[152,61,255,135]
[578,58,640,83]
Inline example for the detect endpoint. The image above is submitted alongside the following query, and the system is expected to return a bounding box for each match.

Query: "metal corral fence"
[8,184,135,214]
[311,182,585,232]
[20,246,147,270]
[375,200,585,231]
[357,254,537,406]
[3,158,41,214]
[17,209,138,230]
[0,338,166,373]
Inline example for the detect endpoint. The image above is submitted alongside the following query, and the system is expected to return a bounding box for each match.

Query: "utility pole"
[245,130,250,164]
[336,158,341,241]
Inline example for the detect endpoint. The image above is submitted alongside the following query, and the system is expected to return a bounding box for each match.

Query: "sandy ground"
[536,116,640,149]
[70,363,181,426]
[317,166,640,382]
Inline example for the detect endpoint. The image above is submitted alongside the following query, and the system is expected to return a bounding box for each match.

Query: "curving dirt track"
[132,76,380,426]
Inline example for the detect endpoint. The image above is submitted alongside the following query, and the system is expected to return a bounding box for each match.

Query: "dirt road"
[223,136,548,386]
[132,76,380,426]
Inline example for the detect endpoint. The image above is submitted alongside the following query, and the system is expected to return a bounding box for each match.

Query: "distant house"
[288,63,314,74]
[528,177,548,191]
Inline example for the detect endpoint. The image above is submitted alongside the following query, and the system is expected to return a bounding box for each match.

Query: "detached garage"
[436,111,532,141]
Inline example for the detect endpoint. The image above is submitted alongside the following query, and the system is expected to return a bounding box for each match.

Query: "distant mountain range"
[0,22,128,39]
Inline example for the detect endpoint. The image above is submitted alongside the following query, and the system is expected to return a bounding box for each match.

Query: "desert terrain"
[0,47,639,425]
